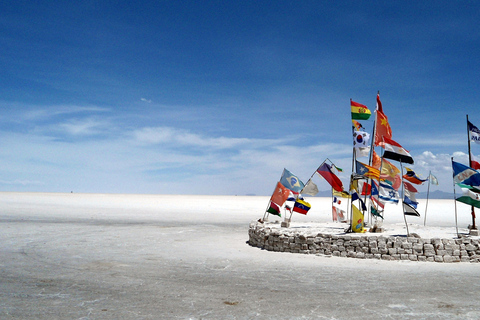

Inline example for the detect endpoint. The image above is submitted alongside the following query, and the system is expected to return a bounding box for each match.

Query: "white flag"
[302,180,319,196]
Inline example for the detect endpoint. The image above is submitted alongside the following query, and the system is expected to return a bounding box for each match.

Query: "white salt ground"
[1,192,479,319]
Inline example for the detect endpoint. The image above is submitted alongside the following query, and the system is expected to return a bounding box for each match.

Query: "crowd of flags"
[263,93,480,234]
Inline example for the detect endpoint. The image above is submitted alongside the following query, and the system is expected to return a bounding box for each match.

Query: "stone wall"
[248,221,480,263]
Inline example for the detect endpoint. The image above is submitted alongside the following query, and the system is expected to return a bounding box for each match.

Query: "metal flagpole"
[467,114,477,230]
[424,171,432,226]
[452,157,459,238]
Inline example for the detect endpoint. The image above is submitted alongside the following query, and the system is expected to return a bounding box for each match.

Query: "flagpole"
[467,114,477,230]
[424,170,432,226]
[452,157,460,238]
[400,161,410,237]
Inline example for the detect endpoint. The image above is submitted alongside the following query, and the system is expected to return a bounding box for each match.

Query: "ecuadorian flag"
[293,199,311,215]
[351,100,371,120]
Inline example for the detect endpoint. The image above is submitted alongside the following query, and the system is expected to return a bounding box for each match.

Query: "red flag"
[376,92,383,113]
[270,182,290,206]
[317,163,343,192]
[471,152,480,170]
[374,110,392,146]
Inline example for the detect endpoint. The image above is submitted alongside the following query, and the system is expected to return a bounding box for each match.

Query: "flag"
[267,201,281,217]
[374,109,392,146]
[379,181,399,203]
[429,173,439,186]
[293,199,311,215]
[355,160,380,180]
[351,191,367,211]
[371,150,382,169]
[317,163,344,192]
[332,189,351,198]
[471,152,480,170]
[376,92,383,113]
[456,185,480,209]
[452,161,480,188]
[353,131,370,148]
[403,181,418,193]
[302,180,319,196]
[371,194,385,209]
[380,158,401,190]
[352,120,364,131]
[351,204,366,233]
[403,202,420,217]
[371,205,384,219]
[382,137,414,164]
[332,206,338,221]
[404,189,418,209]
[468,120,480,144]
[403,167,428,185]
[360,180,379,196]
[270,181,290,206]
[351,100,371,120]
[332,164,343,172]
[280,169,305,194]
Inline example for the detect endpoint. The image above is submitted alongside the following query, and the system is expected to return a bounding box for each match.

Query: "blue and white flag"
[280,168,305,194]
[379,181,399,204]
[468,120,480,144]
[452,161,480,188]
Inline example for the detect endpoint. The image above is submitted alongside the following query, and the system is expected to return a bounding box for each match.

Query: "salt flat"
[0,192,479,319]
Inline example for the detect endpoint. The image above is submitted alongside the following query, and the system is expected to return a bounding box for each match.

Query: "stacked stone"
[248,221,480,263]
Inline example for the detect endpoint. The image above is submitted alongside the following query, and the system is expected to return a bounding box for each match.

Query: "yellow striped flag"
[351,100,371,120]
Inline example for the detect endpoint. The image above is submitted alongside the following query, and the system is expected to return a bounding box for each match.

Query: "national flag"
[351,204,366,233]
[376,92,383,113]
[351,191,367,211]
[371,194,385,209]
[470,152,480,170]
[293,199,311,215]
[360,180,379,196]
[456,185,480,209]
[382,137,414,164]
[403,181,418,193]
[302,180,319,196]
[352,120,364,131]
[380,158,401,190]
[353,131,370,148]
[332,206,338,221]
[379,181,399,203]
[280,169,305,194]
[270,181,290,206]
[371,205,383,219]
[355,160,380,180]
[403,202,420,217]
[468,120,480,144]
[332,164,343,172]
[403,167,428,185]
[337,208,346,222]
[404,189,418,209]
[266,201,281,217]
[351,100,371,120]
[317,163,344,192]
[429,173,439,186]
[371,150,382,169]
[332,189,351,198]
[452,161,480,188]
[374,109,392,146]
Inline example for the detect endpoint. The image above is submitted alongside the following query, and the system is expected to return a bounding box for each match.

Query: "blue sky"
[1,1,479,195]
